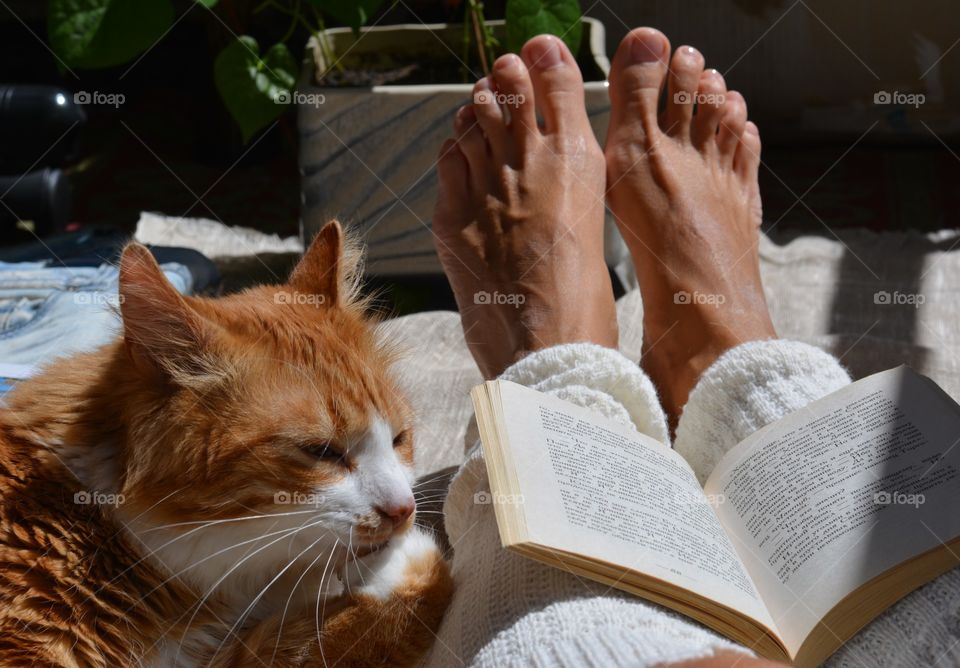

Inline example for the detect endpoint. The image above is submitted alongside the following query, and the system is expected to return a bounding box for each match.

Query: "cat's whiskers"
[287,508,328,558]
[174,514,326,585]
[413,487,449,497]
[173,518,330,666]
[412,471,454,487]
[315,541,342,668]
[284,508,325,560]
[346,526,371,594]
[344,533,358,597]
[344,527,355,596]
[206,530,332,665]
[140,507,321,533]
[270,537,342,666]
[130,487,189,522]
[412,487,452,504]
[130,518,308,644]
[99,509,322,600]
[145,517,328,615]
[135,523,314,664]
[75,485,187,597]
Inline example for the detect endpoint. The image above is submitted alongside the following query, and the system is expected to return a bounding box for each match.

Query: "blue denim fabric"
[0,261,193,370]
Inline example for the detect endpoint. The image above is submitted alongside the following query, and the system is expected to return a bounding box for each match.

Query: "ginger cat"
[0,222,453,667]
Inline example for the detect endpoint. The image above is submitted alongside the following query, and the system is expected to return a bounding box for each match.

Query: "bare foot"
[433,35,617,379]
[604,28,777,423]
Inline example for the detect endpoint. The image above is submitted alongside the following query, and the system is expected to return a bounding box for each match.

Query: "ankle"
[517,289,620,356]
[645,317,777,421]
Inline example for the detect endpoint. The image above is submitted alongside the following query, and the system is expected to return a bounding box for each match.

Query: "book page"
[495,381,776,632]
[705,366,960,655]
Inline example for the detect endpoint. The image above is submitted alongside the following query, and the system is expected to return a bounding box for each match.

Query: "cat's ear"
[119,243,217,382]
[288,220,343,306]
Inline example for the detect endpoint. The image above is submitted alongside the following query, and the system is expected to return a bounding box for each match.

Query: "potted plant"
[45,0,377,146]
[45,0,622,275]
[296,6,619,276]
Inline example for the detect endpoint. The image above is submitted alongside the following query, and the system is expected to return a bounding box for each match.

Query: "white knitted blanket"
[382,229,960,667]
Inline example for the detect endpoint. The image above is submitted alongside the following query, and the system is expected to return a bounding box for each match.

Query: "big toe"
[520,34,591,134]
[608,27,671,139]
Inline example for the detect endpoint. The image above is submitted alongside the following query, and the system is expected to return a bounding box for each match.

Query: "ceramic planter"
[298,18,626,276]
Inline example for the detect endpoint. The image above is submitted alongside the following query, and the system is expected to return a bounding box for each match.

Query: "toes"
[453,105,489,190]
[432,139,478,278]
[472,77,508,158]
[664,46,705,137]
[608,27,671,138]
[433,138,473,262]
[491,54,538,142]
[435,138,469,208]
[690,69,727,147]
[716,91,748,163]
[520,34,590,134]
[735,120,762,184]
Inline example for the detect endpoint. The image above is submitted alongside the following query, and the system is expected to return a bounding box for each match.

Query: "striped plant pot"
[297,18,626,276]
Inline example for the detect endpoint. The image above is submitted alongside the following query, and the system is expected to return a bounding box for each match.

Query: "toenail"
[680,46,700,59]
[457,105,476,123]
[629,30,667,64]
[527,36,564,70]
[495,54,523,71]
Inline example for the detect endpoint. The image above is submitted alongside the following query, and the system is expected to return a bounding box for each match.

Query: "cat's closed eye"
[302,442,345,464]
[393,430,409,447]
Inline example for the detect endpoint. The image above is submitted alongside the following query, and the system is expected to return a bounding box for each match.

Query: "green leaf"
[214,37,297,143]
[195,0,218,7]
[47,0,175,69]
[505,0,582,56]
[312,0,385,32]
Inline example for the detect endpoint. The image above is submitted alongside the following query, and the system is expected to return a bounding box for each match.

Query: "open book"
[472,366,960,667]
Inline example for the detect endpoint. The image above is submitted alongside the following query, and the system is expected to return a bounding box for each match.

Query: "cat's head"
[115,222,416,565]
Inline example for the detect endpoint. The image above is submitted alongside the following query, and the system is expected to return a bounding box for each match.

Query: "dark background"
[1,0,958,267]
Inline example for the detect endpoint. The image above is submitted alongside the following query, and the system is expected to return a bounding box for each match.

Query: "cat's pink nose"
[377,500,415,528]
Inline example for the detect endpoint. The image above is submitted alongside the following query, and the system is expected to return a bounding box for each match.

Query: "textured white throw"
[426,340,960,668]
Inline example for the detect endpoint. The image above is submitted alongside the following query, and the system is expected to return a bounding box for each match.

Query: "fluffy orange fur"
[0,222,452,666]
[214,547,454,667]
